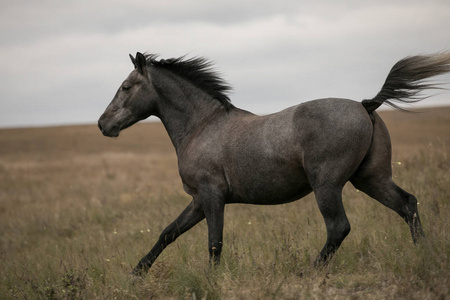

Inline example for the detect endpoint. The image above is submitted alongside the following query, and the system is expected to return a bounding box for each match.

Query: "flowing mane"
[144,54,234,110]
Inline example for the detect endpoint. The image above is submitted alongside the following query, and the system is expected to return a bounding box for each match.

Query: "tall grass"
[0,109,449,299]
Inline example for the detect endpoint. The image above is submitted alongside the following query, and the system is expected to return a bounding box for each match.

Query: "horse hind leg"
[351,176,424,243]
[350,113,424,243]
[313,184,351,266]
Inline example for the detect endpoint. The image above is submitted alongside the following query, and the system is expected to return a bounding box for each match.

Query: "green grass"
[0,109,449,299]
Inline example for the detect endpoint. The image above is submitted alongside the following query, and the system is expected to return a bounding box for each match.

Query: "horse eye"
[122,85,131,91]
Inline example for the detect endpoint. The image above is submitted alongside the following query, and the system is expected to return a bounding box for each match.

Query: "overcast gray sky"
[1,0,449,128]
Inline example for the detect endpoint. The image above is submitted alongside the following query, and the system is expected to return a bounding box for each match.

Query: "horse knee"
[158,227,178,247]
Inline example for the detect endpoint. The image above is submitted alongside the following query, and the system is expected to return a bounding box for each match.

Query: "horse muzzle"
[98,117,120,137]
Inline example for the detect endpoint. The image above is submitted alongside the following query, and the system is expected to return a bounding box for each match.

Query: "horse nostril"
[98,121,103,132]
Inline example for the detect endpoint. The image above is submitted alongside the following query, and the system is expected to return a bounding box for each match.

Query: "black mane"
[144,54,234,110]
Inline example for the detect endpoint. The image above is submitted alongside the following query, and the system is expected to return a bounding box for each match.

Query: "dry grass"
[0,107,449,299]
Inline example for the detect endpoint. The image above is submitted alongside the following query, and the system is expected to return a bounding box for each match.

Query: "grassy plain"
[0,107,449,299]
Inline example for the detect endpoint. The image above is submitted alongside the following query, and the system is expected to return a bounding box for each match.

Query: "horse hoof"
[130,267,146,277]
[128,271,145,285]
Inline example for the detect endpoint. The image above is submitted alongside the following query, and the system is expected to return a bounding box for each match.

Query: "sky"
[1,0,450,128]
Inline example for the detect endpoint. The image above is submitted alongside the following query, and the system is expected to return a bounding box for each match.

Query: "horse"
[98,51,450,276]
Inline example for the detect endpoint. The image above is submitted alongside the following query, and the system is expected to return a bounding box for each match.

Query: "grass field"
[0,107,449,299]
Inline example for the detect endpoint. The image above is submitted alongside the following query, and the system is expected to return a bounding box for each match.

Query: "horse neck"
[152,70,226,152]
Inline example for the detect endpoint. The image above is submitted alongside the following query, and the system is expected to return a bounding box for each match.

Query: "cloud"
[1,0,449,127]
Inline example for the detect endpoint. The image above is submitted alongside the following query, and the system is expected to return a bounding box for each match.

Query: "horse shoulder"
[177,124,229,196]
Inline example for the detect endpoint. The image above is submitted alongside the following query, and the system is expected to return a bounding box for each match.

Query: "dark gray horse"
[98,52,450,276]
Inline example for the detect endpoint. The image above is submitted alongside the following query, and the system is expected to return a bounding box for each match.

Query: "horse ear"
[129,54,137,68]
[135,52,147,74]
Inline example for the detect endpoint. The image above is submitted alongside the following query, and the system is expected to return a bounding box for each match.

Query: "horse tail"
[362,52,450,113]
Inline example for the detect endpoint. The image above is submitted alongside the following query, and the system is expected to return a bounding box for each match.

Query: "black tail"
[362,52,450,113]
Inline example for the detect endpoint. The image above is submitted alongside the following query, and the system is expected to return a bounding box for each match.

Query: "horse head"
[98,52,159,137]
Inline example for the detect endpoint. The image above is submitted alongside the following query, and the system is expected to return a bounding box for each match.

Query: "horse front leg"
[131,199,205,276]
[200,193,225,266]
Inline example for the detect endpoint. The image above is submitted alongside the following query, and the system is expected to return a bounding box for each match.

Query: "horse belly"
[226,161,312,205]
